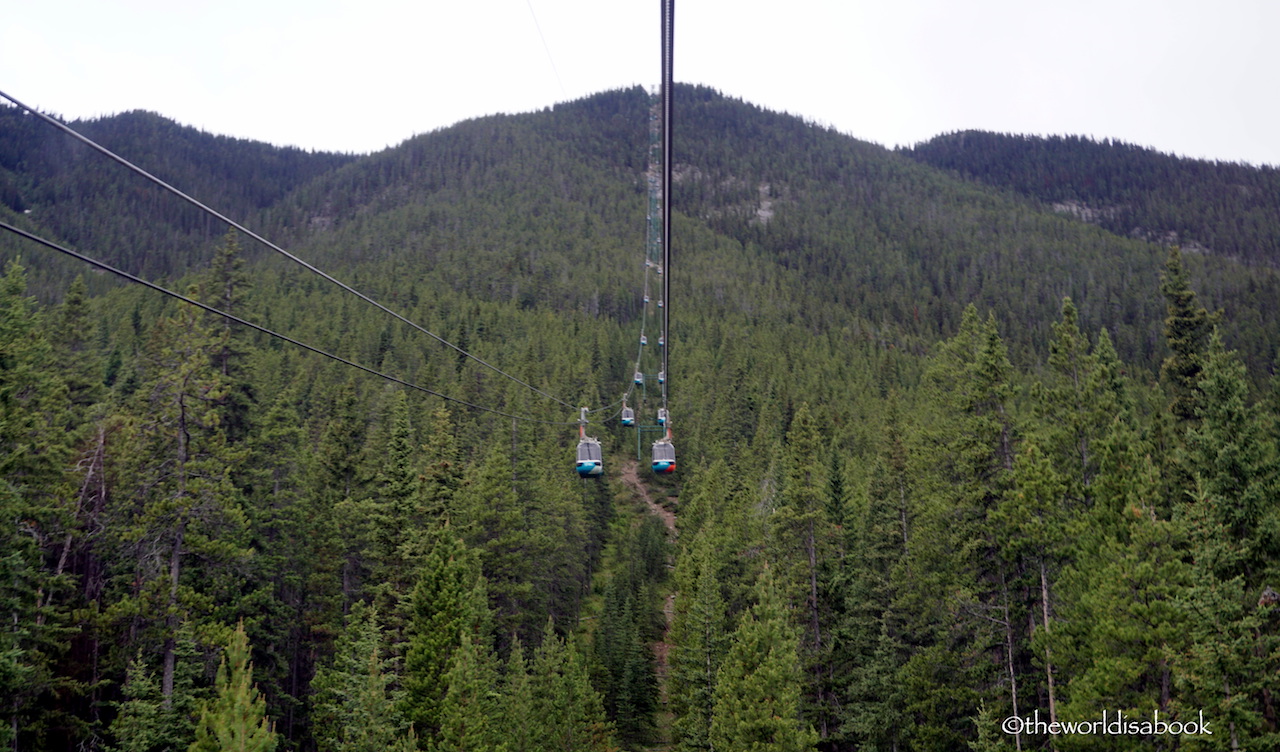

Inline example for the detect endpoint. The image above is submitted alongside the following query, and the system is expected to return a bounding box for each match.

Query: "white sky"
[2,0,1277,166]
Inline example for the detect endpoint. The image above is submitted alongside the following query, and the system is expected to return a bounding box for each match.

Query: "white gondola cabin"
[576,437,603,477]
[651,438,676,474]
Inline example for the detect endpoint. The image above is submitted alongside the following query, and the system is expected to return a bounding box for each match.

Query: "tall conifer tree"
[189,623,277,752]
[709,567,817,752]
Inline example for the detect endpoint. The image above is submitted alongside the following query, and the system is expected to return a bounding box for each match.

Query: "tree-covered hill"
[901,130,1280,267]
[3,86,1280,752]
[6,89,1280,374]
[0,104,357,281]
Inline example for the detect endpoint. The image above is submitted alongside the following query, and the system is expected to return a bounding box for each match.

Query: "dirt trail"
[620,459,677,749]
[621,459,676,536]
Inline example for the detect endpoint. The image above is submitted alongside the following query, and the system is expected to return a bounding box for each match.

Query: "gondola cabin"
[576,437,603,477]
[651,439,676,474]
[657,408,668,426]
[621,406,636,426]
[634,371,645,385]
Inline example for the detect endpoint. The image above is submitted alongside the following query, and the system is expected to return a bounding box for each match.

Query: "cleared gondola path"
[620,459,677,750]
[621,459,676,535]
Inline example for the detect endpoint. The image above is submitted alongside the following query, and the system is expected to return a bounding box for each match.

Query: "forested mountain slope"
[0,104,356,281]
[903,130,1280,265]
[2,86,1279,752]
[6,88,1280,373]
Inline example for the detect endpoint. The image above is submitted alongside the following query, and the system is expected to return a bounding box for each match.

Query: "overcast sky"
[3,0,1277,166]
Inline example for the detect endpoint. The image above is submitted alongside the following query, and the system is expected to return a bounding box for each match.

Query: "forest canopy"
[1,86,1278,751]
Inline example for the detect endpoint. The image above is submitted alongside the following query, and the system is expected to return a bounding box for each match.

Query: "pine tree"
[1185,329,1278,584]
[108,294,249,708]
[311,602,409,752]
[591,575,657,747]
[497,636,536,752]
[316,378,374,608]
[708,566,817,752]
[1160,247,1216,425]
[449,446,537,645]
[189,622,278,752]
[529,620,616,752]
[834,394,911,751]
[418,405,462,524]
[767,403,837,738]
[0,261,77,746]
[108,627,203,752]
[435,630,504,752]
[899,307,1018,747]
[367,390,425,619]
[1174,329,1280,749]
[108,654,166,752]
[668,533,728,752]
[200,229,254,444]
[50,275,105,429]
[400,530,489,742]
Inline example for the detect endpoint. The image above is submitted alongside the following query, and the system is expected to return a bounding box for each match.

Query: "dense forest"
[902,130,1280,266]
[1,86,1278,751]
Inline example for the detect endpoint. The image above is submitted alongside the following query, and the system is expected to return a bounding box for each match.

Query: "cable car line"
[0,88,580,414]
[651,0,677,475]
[524,0,567,99]
[660,0,673,418]
[0,220,580,428]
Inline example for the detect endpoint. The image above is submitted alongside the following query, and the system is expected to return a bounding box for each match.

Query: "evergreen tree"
[529,620,616,752]
[367,390,425,619]
[434,630,503,752]
[897,307,1019,749]
[709,566,817,752]
[767,403,837,738]
[418,405,462,525]
[400,529,489,743]
[317,378,374,608]
[833,394,911,751]
[1160,248,1216,425]
[449,446,537,645]
[108,628,203,752]
[668,533,728,752]
[0,261,77,746]
[189,623,278,752]
[107,295,249,707]
[498,636,535,752]
[311,602,409,752]
[591,575,657,747]
[1174,329,1280,749]
[50,275,104,428]
[238,386,312,738]
[200,229,254,444]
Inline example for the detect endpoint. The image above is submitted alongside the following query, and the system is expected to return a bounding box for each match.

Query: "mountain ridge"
[4,87,1279,375]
